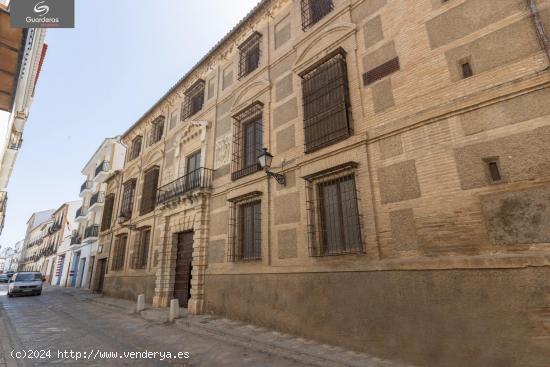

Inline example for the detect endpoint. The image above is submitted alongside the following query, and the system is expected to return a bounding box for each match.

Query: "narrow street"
[0,285,403,367]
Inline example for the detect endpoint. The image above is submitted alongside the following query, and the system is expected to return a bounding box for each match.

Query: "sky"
[0,0,260,249]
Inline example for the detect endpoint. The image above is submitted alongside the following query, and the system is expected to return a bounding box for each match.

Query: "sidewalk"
[58,286,411,367]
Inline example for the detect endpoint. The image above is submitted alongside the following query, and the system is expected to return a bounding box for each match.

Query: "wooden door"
[97,259,107,292]
[173,232,194,307]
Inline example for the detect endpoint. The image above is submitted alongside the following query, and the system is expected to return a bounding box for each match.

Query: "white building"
[0,2,47,234]
[71,137,125,289]
[19,210,54,271]
[49,201,80,286]
[4,240,23,272]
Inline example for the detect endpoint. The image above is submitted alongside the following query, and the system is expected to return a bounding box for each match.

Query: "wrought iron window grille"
[181,79,206,121]
[301,0,334,31]
[301,49,352,153]
[148,117,165,146]
[128,136,142,161]
[120,179,137,221]
[231,102,264,181]
[131,228,150,269]
[238,32,262,79]
[226,192,263,262]
[111,235,128,271]
[304,162,364,257]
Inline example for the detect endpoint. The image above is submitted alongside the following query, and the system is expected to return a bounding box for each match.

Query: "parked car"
[0,274,8,283]
[7,272,43,297]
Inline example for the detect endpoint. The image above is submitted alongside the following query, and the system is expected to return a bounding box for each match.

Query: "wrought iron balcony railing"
[70,233,81,245]
[84,225,99,239]
[8,131,23,150]
[75,206,88,219]
[90,191,105,207]
[94,161,110,177]
[156,167,213,206]
[80,180,93,193]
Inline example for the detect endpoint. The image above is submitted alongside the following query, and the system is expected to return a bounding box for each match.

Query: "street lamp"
[257,148,286,185]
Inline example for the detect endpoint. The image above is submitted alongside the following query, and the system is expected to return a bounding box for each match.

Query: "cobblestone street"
[0,285,407,367]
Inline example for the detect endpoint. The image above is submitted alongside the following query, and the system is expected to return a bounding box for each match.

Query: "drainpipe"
[527,0,550,64]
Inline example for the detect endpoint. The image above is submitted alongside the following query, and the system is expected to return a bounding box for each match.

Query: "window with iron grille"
[301,0,333,30]
[181,79,205,120]
[140,167,159,215]
[238,32,261,79]
[100,194,115,231]
[149,117,165,146]
[128,136,142,161]
[301,49,352,153]
[227,193,262,262]
[111,234,128,271]
[305,162,363,256]
[120,179,136,221]
[231,102,263,180]
[131,228,150,269]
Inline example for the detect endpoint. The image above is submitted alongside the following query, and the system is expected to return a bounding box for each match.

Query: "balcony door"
[185,151,201,190]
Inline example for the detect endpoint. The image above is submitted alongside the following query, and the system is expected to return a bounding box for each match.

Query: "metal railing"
[70,232,81,245]
[75,206,88,219]
[80,180,92,193]
[94,161,110,177]
[84,225,99,239]
[157,167,213,206]
[8,131,23,150]
[90,191,105,207]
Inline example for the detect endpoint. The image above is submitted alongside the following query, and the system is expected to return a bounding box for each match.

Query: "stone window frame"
[226,191,263,262]
[230,102,264,181]
[238,32,262,80]
[300,48,353,153]
[301,0,334,31]
[148,116,165,147]
[128,136,142,161]
[303,161,365,257]
[130,226,151,270]
[181,79,206,121]
[111,234,128,271]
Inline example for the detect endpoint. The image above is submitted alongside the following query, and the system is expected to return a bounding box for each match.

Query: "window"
[301,50,352,153]
[305,163,363,256]
[140,167,159,215]
[231,102,263,180]
[111,234,128,271]
[362,57,400,86]
[100,194,115,231]
[149,117,164,146]
[301,0,333,30]
[120,179,136,221]
[239,201,262,261]
[131,228,150,269]
[238,32,261,79]
[186,151,202,189]
[181,79,205,120]
[484,158,502,183]
[128,136,142,161]
[461,61,473,78]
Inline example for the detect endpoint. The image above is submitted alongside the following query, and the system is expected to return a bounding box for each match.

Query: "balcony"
[75,206,88,221]
[89,191,105,211]
[70,232,81,245]
[80,180,93,196]
[8,131,22,150]
[94,160,110,181]
[157,167,213,206]
[84,225,99,240]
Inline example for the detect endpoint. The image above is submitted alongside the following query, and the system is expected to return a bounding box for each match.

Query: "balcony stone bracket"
[152,194,210,315]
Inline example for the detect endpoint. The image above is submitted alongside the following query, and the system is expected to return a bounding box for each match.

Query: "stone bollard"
[136,294,145,313]
[169,299,180,322]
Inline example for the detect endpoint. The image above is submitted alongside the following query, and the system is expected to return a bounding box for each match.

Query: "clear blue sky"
[0,0,259,249]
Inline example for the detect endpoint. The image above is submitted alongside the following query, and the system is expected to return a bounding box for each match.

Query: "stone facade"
[98,0,550,366]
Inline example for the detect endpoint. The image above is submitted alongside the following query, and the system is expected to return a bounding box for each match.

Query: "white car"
[7,272,43,297]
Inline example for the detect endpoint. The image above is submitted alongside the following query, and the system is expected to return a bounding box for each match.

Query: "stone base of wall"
[204,268,550,367]
[103,275,156,305]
